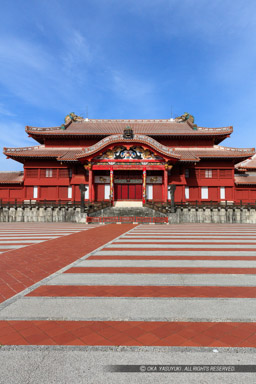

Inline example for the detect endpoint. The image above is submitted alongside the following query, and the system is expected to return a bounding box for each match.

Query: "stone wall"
[0,207,87,223]
[1,206,256,224]
[168,207,256,224]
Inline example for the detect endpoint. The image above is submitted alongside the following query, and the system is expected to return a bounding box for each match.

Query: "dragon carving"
[175,112,194,124]
[65,112,84,124]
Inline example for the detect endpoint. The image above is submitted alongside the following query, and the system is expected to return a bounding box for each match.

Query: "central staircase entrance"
[87,206,168,223]
[114,201,143,207]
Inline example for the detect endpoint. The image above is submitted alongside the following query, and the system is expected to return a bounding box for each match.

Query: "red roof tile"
[235,175,256,185]
[4,142,254,163]
[58,149,84,161]
[26,119,233,137]
[0,172,24,184]
[236,154,256,170]
[175,146,255,160]
[3,146,83,161]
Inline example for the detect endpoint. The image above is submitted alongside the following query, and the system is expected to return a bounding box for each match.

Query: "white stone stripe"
[0,230,81,233]
[106,244,256,249]
[46,273,256,286]
[131,231,256,234]
[96,250,256,256]
[0,240,44,244]
[0,232,83,235]
[0,228,90,230]
[0,232,82,236]
[115,239,256,243]
[0,236,60,240]
[1,297,256,321]
[0,245,26,249]
[77,259,256,268]
[133,228,256,230]
[0,227,88,229]
[123,235,256,238]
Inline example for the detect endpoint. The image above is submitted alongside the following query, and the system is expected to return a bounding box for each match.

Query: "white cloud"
[0,103,15,117]
[0,121,33,171]
[0,31,94,111]
[111,70,153,103]
[0,121,32,148]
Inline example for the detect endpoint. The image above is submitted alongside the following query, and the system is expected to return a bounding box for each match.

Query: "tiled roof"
[58,150,84,161]
[3,146,83,161]
[26,119,233,137]
[0,172,24,184]
[4,142,254,163]
[174,146,255,160]
[236,154,256,170]
[235,175,256,185]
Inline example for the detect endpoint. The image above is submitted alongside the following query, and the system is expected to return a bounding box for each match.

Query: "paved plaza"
[0,223,256,383]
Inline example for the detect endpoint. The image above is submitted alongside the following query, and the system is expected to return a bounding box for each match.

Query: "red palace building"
[1,112,256,205]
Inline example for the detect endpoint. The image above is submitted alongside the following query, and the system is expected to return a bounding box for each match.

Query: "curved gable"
[76,134,180,161]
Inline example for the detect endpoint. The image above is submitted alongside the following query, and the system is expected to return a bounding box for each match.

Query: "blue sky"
[1,0,256,170]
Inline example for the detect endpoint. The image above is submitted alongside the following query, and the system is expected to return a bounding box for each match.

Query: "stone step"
[90,206,166,217]
[114,201,143,208]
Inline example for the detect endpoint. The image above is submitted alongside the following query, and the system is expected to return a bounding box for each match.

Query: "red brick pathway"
[0,224,135,303]
[0,320,256,347]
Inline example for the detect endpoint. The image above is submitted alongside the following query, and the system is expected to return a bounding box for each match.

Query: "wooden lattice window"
[40,169,57,178]
[26,169,38,178]
[200,169,218,179]
[219,169,232,178]
[59,169,69,178]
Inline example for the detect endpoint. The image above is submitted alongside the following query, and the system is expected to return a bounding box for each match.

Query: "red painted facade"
[1,116,256,204]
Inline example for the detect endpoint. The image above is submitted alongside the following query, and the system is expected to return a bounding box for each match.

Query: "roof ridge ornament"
[175,112,198,130]
[175,112,194,123]
[64,112,84,125]
[123,126,134,139]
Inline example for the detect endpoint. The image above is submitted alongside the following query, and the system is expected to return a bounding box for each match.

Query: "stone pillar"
[110,167,114,205]
[79,184,86,212]
[142,167,146,204]
[169,184,176,212]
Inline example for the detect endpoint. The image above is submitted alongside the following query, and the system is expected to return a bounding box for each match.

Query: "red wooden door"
[153,185,162,201]
[135,184,142,199]
[114,184,143,200]
[129,185,136,199]
[114,184,122,200]
[95,184,104,201]
[122,185,128,199]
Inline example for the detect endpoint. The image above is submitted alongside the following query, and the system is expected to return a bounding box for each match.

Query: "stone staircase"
[89,206,166,217]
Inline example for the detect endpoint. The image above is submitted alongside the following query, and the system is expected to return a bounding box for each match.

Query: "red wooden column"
[142,167,146,204]
[110,166,114,205]
[89,168,93,202]
[164,166,168,203]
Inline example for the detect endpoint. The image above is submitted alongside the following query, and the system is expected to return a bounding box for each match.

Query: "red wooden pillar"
[142,167,146,204]
[89,169,93,202]
[164,167,168,203]
[110,167,114,205]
